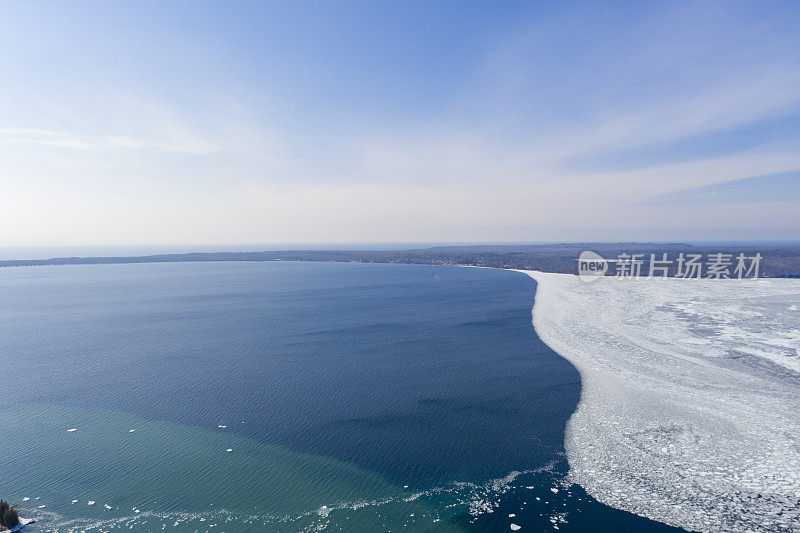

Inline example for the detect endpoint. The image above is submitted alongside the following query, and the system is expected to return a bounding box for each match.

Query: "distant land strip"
[3,243,800,277]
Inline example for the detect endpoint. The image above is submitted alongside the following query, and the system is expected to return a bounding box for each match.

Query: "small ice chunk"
[550,488,559,494]
[510,524,521,531]
[509,513,516,517]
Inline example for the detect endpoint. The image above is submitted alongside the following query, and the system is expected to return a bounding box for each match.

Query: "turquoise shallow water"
[0,262,679,532]
[0,403,443,531]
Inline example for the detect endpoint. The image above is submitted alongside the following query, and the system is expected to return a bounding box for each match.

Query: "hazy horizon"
[3,238,800,262]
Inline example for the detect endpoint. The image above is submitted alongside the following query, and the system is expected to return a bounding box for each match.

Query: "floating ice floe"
[522,270,800,532]
[510,524,521,531]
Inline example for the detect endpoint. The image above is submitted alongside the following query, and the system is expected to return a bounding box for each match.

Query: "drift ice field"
[523,271,800,532]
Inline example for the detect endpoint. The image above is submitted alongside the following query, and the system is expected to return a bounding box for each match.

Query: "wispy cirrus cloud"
[1,0,799,244]
[0,128,216,154]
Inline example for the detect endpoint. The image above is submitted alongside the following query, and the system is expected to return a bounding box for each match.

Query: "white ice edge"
[8,518,35,532]
[517,270,800,532]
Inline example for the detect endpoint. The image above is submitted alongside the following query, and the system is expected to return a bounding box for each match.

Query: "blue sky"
[1,0,799,245]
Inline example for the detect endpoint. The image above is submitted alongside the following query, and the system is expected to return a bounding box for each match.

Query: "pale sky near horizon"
[1,0,799,246]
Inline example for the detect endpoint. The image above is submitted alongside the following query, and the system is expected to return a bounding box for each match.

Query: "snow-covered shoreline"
[518,270,800,532]
[6,517,35,533]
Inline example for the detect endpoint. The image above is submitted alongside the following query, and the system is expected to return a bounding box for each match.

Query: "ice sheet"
[522,271,800,532]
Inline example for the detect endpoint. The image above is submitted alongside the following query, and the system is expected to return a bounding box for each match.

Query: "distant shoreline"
[2,243,800,277]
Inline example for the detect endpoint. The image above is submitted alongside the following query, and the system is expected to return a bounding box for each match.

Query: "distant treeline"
[0,500,19,530]
[1,243,800,277]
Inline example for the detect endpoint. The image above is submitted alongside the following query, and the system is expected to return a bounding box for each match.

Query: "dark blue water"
[0,261,679,531]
